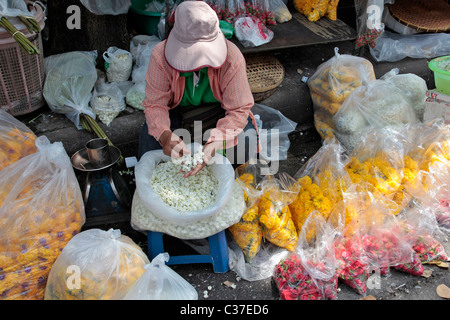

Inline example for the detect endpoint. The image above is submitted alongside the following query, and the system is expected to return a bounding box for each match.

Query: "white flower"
[151,157,217,212]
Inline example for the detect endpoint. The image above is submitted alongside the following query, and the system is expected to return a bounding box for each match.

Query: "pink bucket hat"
[164,1,227,72]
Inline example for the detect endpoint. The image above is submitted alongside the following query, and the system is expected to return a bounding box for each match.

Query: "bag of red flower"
[274,211,339,300]
[398,201,448,264]
[345,197,417,275]
[258,172,299,251]
[0,136,85,299]
[0,110,37,171]
[229,162,264,263]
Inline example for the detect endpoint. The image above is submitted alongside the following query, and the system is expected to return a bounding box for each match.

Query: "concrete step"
[19,40,434,161]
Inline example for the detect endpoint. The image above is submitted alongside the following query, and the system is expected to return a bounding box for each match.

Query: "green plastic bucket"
[129,0,164,36]
[429,55,450,96]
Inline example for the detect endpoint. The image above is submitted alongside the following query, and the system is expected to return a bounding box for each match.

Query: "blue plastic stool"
[147,230,229,273]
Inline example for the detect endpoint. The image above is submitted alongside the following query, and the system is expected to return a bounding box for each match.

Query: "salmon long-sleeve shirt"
[142,39,257,148]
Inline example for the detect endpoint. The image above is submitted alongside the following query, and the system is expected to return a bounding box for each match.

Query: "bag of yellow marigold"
[44,228,150,300]
[258,172,300,251]
[229,162,265,263]
[293,0,337,22]
[0,136,85,300]
[290,138,351,234]
[0,110,37,171]
[307,48,375,140]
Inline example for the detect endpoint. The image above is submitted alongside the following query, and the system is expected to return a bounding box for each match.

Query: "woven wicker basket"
[389,0,450,33]
[245,54,285,94]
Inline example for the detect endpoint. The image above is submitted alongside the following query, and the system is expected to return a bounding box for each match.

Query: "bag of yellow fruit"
[44,228,150,300]
[307,48,375,140]
[258,172,300,251]
[0,110,37,171]
[0,136,85,300]
[229,162,265,263]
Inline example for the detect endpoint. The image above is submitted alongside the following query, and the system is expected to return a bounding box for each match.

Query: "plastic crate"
[0,3,46,116]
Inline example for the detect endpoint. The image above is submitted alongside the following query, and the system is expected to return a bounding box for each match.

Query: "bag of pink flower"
[274,211,340,300]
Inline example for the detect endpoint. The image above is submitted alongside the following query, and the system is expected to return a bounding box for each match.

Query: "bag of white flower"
[122,253,198,300]
[380,68,427,121]
[103,46,132,83]
[307,48,375,140]
[44,228,150,300]
[43,51,98,129]
[0,136,85,300]
[132,143,243,238]
[0,110,37,171]
[90,82,126,126]
[332,75,419,152]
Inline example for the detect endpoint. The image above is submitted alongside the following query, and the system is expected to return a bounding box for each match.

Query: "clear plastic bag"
[308,47,375,140]
[79,0,131,15]
[258,172,299,251]
[268,0,292,23]
[103,46,132,82]
[381,68,427,121]
[274,211,339,300]
[0,136,85,300]
[333,76,418,152]
[126,81,146,110]
[123,253,198,300]
[290,138,352,232]
[250,103,297,161]
[370,31,450,63]
[0,110,36,171]
[234,15,274,48]
[134,143,235,225]
[228,162,264,262]
[90,82,126,126]
[43,51,98,129]
[130,36,160,83]
[0,0,34,18]
[44,228,149,300]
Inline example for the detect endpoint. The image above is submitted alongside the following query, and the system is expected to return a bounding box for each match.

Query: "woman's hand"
[159,130,191,159]
[183,140,223,177]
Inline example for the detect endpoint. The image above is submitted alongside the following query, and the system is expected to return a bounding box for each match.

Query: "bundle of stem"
[0,16,40,55]
[80,113,124,164]
[18,15,41,33]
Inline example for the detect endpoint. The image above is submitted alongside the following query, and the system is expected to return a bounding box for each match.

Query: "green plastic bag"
[219,20,234,39]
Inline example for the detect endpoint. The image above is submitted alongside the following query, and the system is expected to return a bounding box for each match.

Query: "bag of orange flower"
[307,48,375,141]
[0,110,37,171]
[229,161,265,263]
[44,228,150,300]
[0,136,85,300]
[290,138,352,234]
[258,172,299,251]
